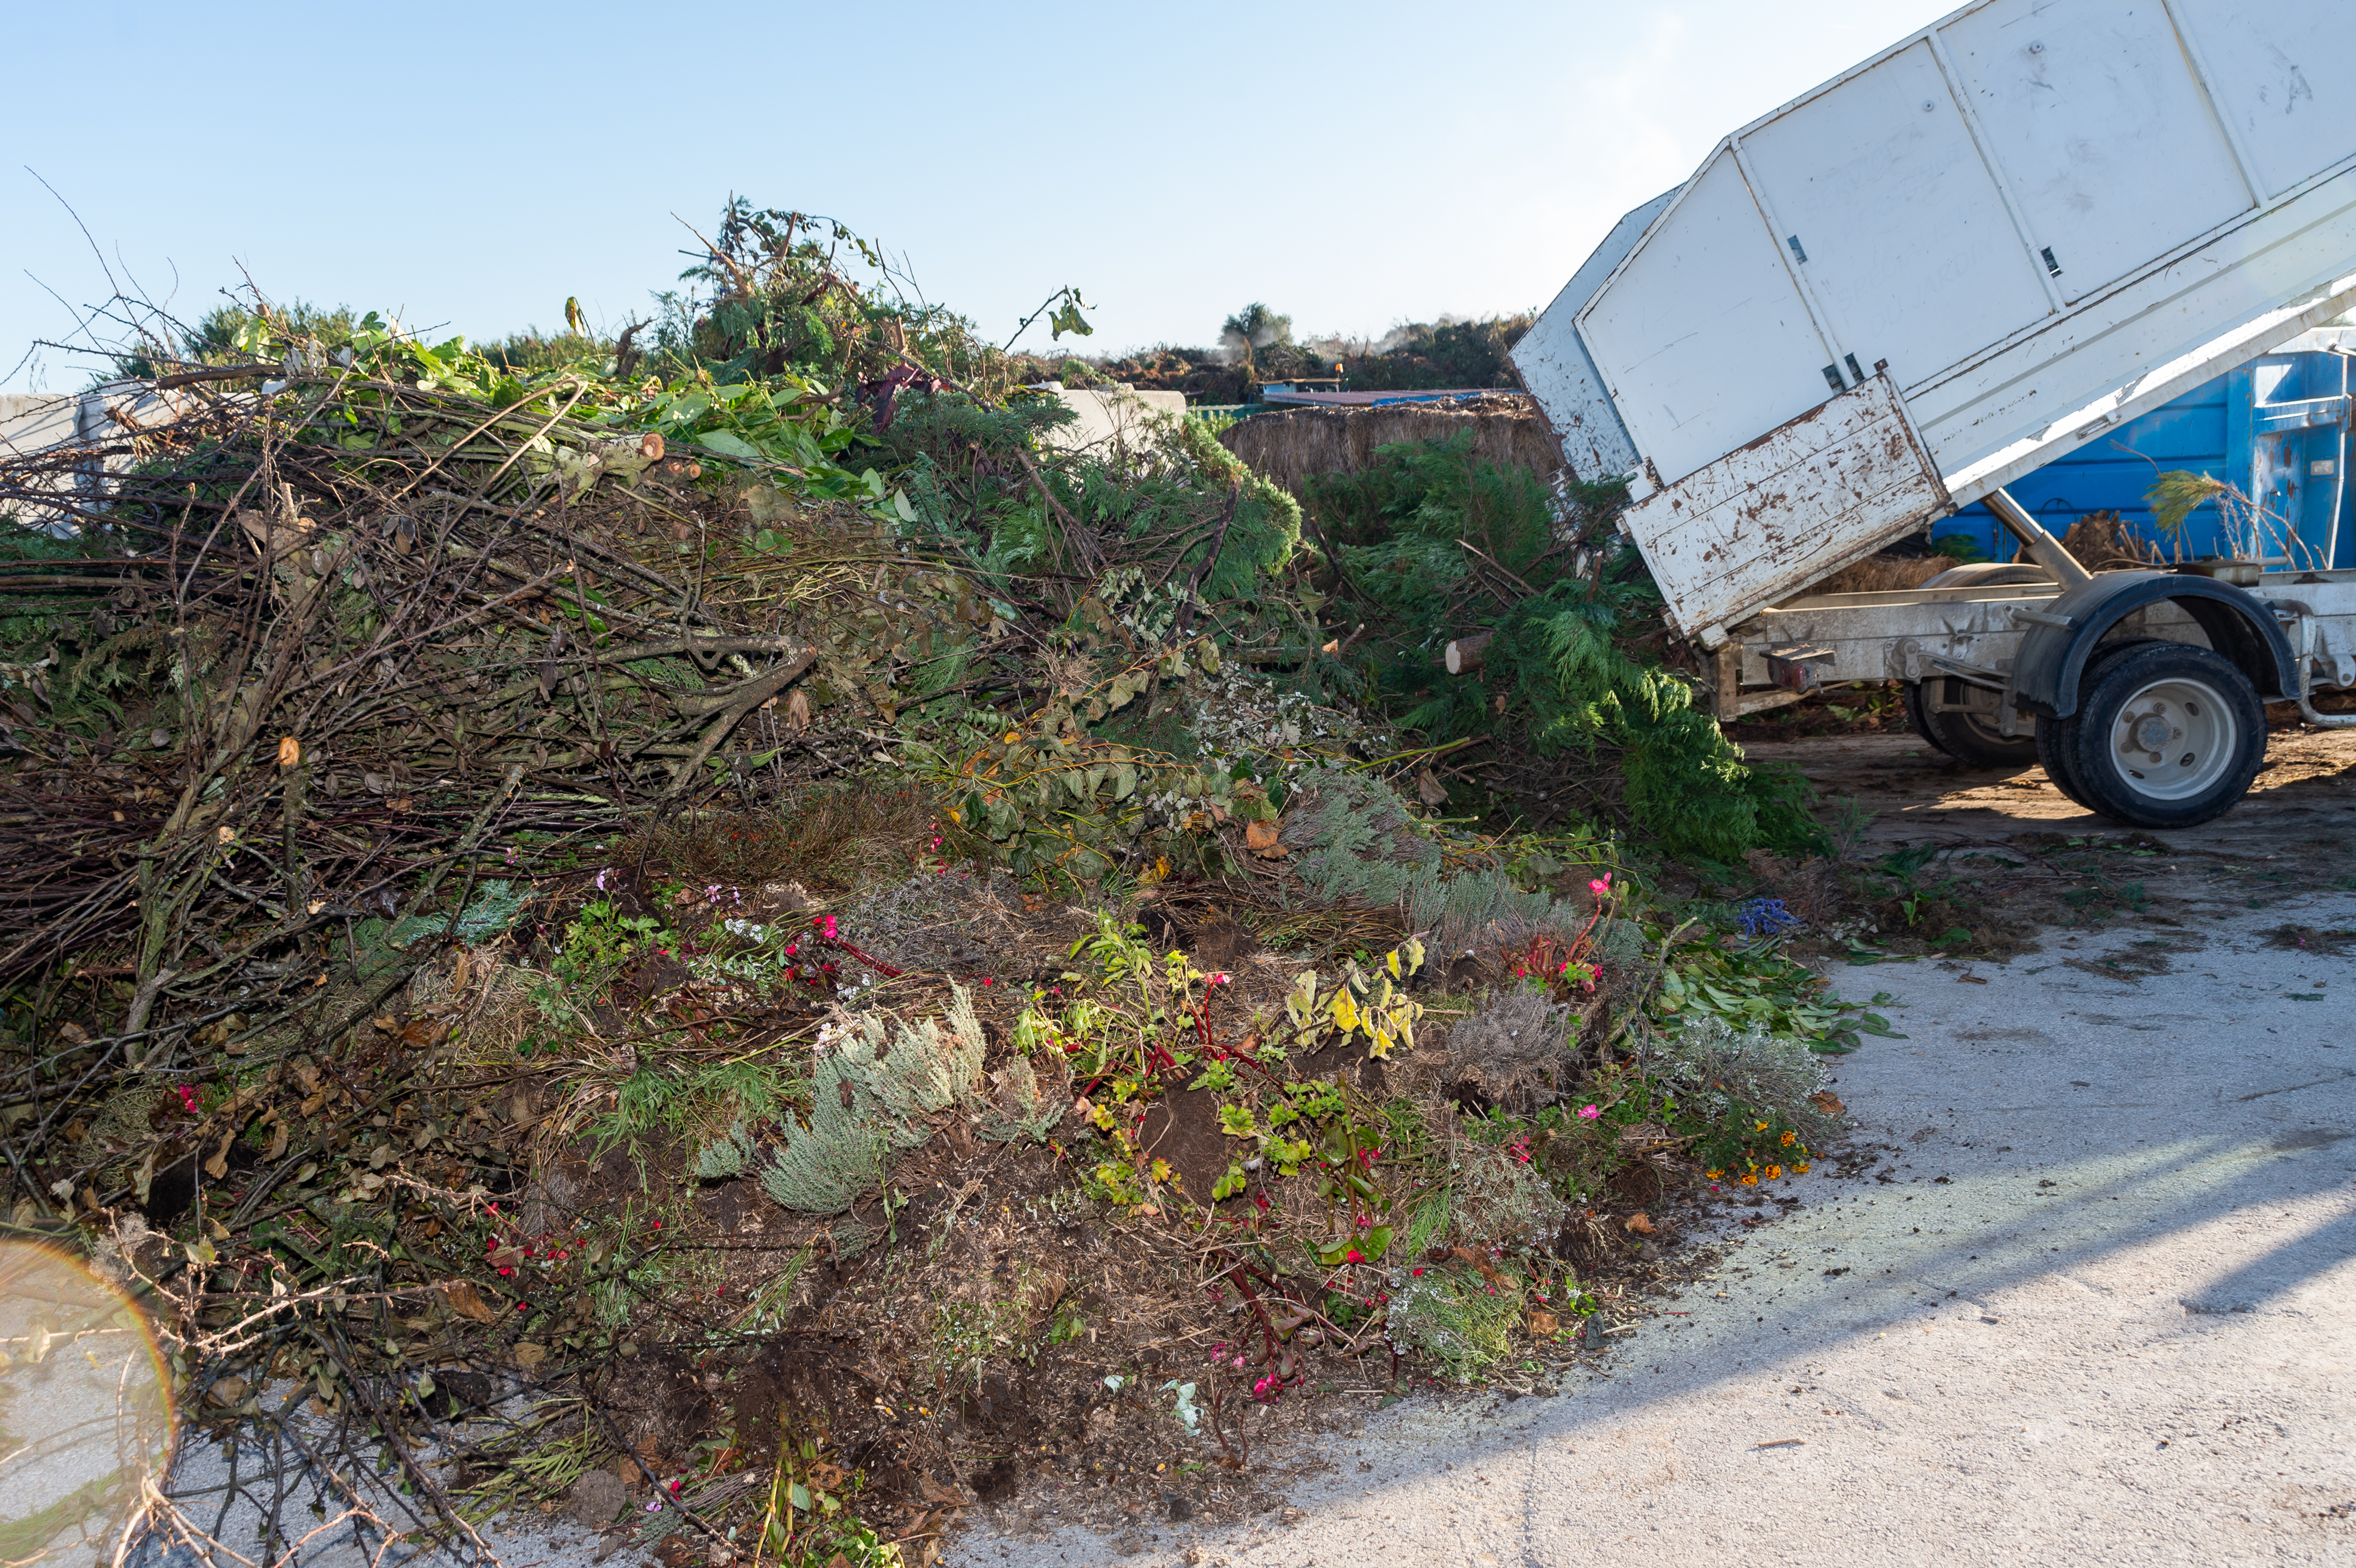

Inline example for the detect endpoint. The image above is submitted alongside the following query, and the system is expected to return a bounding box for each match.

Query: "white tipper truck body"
[1512,0,2356,828]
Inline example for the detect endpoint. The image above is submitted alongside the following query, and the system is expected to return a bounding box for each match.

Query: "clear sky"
[4,1,1964,390]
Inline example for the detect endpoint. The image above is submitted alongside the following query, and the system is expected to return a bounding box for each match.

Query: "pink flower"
[1206,972,1231,986]
[1345,1248,1365,1264]
[1589,873,1612,898]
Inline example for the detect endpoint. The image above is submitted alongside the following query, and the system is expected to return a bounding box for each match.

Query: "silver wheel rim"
[2102,675,2236,802]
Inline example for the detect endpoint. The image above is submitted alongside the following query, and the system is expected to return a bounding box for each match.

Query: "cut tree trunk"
[1445,632,1492,676]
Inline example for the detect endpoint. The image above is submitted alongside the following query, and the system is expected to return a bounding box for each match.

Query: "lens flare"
[0,1240,177,1567]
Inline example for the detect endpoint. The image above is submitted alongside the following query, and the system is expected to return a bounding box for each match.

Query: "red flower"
[1345,1248,1365,1264]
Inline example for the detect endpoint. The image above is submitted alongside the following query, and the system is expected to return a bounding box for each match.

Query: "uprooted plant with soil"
[0,203,1908,1568]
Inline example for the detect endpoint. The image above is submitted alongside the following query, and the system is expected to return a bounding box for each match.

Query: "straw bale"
[1216,395,1562,495]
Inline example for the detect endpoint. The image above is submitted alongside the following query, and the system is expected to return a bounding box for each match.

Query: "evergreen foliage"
[1305,436,1821,862]
[694,988,1011,1215]
[1279,768,1574,949]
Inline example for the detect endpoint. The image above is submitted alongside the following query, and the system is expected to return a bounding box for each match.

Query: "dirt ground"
[1741,719,2356,936]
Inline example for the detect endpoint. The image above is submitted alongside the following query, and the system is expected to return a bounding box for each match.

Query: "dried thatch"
[1808,552,1949,595]
[1217,395,1563,496]
[2013,509,2163,571]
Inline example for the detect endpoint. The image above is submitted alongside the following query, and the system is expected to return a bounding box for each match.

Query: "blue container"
[1945,332,2354,571]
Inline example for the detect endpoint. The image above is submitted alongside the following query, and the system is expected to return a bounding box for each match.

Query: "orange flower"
[1738,1172,1758,1186]
[1779,1131,1796,1147]
[1704,1169,1723,1180]
[1794,1162,1812,1175]
[1765,1163,1784,1180]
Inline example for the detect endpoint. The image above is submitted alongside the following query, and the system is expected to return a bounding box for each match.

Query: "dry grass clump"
[1219,398,1560,497]
[1810,552,1948,595]
[624,783,941,896]
[1741,850,1846,929]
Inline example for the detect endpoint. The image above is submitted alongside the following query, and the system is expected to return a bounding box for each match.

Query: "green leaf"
[695,429,761,460]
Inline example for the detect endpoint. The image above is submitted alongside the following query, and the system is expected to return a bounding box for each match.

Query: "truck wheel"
[1905,680,2038,768]
[2036,709,2096,809]
[2063,643,2266,828]
[2036,639,2159,811]
[1904,681,1952,759]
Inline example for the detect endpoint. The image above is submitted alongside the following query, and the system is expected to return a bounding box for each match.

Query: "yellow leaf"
[1386,949,1401,980]
[1331,990,1359,1035]
[1368,1026,1394,1061]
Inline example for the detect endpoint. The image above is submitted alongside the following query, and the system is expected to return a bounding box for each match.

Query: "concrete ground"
[961,732,2356,1567]
[964,887,2356,1567]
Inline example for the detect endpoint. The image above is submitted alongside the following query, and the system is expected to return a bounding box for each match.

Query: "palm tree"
[1219,303,1293,381]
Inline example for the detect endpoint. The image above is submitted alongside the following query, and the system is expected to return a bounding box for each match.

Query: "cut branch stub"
[1444,632,1492,676]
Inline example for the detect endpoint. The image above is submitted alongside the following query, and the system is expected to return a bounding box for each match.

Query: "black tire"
[2036,639,2161,811]
[2060,642,2266,829]
[1919,563,2055,590]
[2036,706,2096,809]
[1904,680,1952,759]
[1906,679,2038,768]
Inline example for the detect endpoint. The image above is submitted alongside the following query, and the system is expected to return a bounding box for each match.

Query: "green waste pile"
[0,201,1874,1567]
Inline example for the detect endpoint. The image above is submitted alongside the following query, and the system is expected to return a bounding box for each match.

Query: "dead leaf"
[1623,1212,1656,1236]
[917,1473,967,1509]
[1416,768,1448,808]
[511,1342,548,1371]
[1529,1310,1560,1337]
[1447,1246,1504,1285]
[202,1132,234,1180]
[1808,1089,1847,1118]
[786,688,811,734]
[263,1119,289,1162]
[441,1280,497,1322]
[277,736,301,768]
[1244,818,1287,859]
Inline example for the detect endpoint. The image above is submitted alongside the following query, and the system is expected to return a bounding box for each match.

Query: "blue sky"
[5,1,1960,389]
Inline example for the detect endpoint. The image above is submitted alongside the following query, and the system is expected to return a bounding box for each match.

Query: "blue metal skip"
[1944,328,2355,571]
